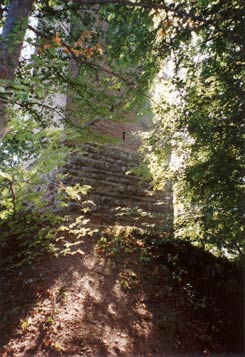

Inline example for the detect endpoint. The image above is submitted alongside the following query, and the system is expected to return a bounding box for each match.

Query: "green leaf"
[0,171,12,182]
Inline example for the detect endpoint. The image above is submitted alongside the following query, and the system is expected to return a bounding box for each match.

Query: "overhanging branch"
[75,0,214,25]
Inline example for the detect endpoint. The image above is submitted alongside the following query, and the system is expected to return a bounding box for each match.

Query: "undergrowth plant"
[0,184,97,272]
[0,114,98,272]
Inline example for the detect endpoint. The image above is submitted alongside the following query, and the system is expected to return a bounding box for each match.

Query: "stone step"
[66,177,146,195]
[69,191,169,214]
[69,143,140,158]
[65,167,139,185]
[64,179,168,208]
[66,156,138,174]
[82,142,140,160]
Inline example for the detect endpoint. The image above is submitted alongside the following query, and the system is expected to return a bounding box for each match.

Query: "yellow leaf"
[72,49,83,57]
[53,32,62,47]
[74,38,83,48]
[96,43,103,55]
[82,30,92,39]
[159,28,166,37]
[85,48,93,58]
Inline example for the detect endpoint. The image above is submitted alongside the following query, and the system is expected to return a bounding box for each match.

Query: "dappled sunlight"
[0,0,243,356]
[1,218,243,356]
[0,223,174,355]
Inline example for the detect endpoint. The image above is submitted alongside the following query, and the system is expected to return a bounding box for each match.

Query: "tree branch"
[75,0,214,25]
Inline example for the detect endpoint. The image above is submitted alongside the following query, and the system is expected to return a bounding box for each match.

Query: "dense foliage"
[145,0,244,256]
[0,0,244,258]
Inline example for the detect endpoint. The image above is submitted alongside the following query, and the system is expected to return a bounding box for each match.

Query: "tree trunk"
[0,0,34,139]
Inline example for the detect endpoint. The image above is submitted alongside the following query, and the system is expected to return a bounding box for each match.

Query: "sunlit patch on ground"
[0,222,243,356]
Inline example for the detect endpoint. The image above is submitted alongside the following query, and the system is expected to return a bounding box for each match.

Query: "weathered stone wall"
[62,142,173,229]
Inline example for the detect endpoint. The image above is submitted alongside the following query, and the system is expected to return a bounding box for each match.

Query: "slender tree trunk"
[0,0,34,140]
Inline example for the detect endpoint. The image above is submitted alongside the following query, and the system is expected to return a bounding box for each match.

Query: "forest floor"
[0,218,244,357]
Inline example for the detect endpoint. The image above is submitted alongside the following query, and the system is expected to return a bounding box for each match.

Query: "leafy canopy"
[0,0,244,258]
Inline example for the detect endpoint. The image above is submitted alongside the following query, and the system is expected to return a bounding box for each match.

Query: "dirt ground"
[0,222,244,357]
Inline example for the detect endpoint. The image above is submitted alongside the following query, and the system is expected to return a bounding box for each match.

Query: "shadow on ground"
[0,223,244,357]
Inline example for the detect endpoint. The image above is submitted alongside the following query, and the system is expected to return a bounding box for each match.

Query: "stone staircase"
[62,142,173,231]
